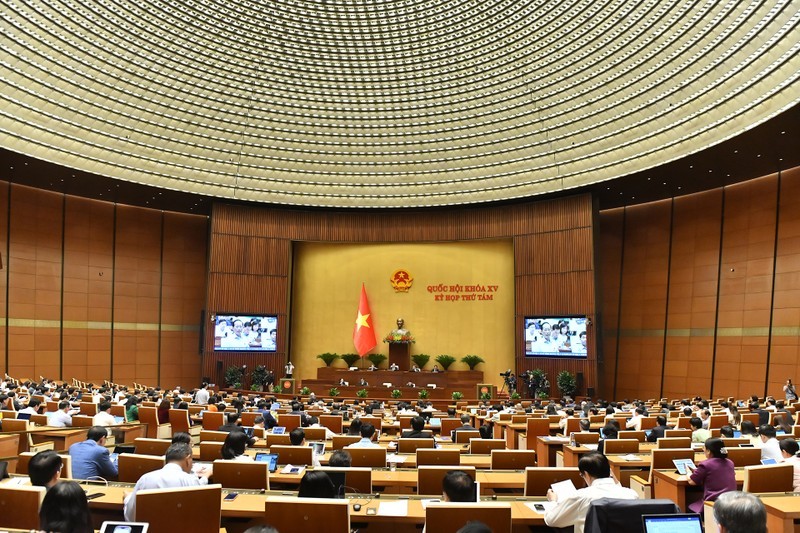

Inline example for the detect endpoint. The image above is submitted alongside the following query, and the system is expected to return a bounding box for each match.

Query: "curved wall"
[600,165,800,400]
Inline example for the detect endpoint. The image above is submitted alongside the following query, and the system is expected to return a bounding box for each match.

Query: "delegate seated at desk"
[69,426,118,481]
[401,416,433,439]
[544,452,637,533]
[347,423,381,448]
[124,442,211,521]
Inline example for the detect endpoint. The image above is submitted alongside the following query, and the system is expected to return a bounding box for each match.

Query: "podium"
[388,342,410,371]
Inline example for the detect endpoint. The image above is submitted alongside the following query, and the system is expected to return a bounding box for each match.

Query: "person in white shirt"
[759,424,783,462]
[544,452,638,533]
[194,383,210,405]
[123,443,211,520]
[289,428,320,466]
[18,398,40,416]
[49,401,74,428]
[625,407,645,431]
[346,423,381,448]
[700,409,712,429]
[780,439,800,492]
[92,401,116,427]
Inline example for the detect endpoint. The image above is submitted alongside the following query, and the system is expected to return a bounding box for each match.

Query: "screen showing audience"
[524,317,588,358]
[213,314,278,352]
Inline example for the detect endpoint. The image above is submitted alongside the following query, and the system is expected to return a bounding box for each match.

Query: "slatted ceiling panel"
[209,236,291,275]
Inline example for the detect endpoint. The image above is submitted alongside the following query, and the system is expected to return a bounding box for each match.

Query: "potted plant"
[451,391,464,401]
[529,368,550,398]
[271,385,282,393]
[411,353,431,370]
[329,387,340,397]
[316,352,340,367]
[435,354,456,370]
[391,389,402,399]
[367,353,387,368]
[511,391,521,400]
[341,353,361,367]
[300,386,311,395]
[250,365,269,391]
[357,389,368,398]
[418,389,430,399]
[556,370,577,398]
[479,392,492,401]
[461,355,485,370]
[224,366,244,389]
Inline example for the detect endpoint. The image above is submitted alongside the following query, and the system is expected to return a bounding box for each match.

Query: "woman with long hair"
[39,480,93,533]
[221,431,252,460]
[298,470,336,498]
[686,438,736,514]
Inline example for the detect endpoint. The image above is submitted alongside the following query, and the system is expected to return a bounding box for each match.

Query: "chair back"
[139,406,170,439]
[618,431,645,442]
[708,414,728,429]
[720,438,750,447]
[134,438,171,456]
[319,415,343,434]
[469,439,505,454]
[316,466,372,494]
[0,485,46,530]
[490,449,537,470]
[525,418,550,449]
[201,411,225,431]
[454,430,481,444]
[524,467,583,496]
[266,433,292,447]
[583,498,679,533]
[740,413,760,425]
[565,417,581,435]
[743,462,794,493]
[418,466,476,496]
[212,459,270,490]
[240,411,261,427]
[200,430,229,442]
[270,445,314,466]
[656,437,691,449]
[15,452,70,479]
[675,417,692,429]
[425,502,512,533]
[417,448,460,466]
[664,429,692,438]
[360,416,382,432]
[168,409,192,433]
[398,438,435,454]
[278,414,302,432]
[117,453,165,483]
[399,417,414,430]
[649,448,695,483]
[79,402,98,416]
[726,447,762,467]
[347,446,387,467]
[71,415,94,428]
[440,418,462,437]
[136,483,221,533]
[332,435,361,449]
[199,442,224,461]
[574,433,600,445]
[639,417,657,430]
[1,419,31,453]
[304,427,328,441]
[603,439,639,454]
[265,496,349,531]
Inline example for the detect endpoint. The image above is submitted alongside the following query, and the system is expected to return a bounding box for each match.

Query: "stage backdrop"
[290,241,515,386]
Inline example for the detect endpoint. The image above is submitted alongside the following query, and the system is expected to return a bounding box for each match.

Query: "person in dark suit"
[218,412,243,433]
[450,414,474,438]
[749,402,770,426]
[401,416,432,439]
[646,415,669,443]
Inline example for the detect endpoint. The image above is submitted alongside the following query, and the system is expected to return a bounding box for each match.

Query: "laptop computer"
[254,452,280,472]
[310,442,325,456]
[15,412,32,421]
[272,427,286,435]
[100,522,149,533]
[113,416,125,424]
[113,445,136,455]
[642,513,702,533]
[733,430,742,438]
[241,426,255,438]
[428,418,441,428]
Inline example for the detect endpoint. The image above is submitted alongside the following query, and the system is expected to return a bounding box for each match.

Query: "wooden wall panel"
[597,208,624,397]
[0,184,207,388]
[662,190,722,399]
[206,194,598,393]
[0,184,8,377]
[615,200,671,400]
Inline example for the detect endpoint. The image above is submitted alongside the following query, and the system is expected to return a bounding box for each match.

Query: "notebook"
[254,452,280,472]
[642,514,702,533]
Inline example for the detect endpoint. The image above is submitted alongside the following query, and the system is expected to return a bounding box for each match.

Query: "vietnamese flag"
[353,283,377,356]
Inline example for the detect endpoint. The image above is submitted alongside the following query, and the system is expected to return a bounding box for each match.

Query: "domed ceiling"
[1,0,798,207]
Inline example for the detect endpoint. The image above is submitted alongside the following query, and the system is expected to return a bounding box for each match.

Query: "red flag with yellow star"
[353,283,377,356]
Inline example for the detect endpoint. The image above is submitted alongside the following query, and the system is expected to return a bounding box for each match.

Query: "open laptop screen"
[254,452,279,472]
[642,514,702,533]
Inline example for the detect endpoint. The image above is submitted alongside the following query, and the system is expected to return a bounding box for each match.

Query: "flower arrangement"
[383,333,415,343]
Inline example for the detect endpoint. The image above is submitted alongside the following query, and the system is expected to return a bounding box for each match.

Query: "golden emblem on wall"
[390,269,413,292]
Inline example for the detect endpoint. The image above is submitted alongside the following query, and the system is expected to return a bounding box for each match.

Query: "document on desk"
[550,479,578,499]
[386,454,407,463]
[378,500,409,516]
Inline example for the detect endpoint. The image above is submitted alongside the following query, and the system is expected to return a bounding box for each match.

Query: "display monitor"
[212,314,277,352]
[524,316,588,358]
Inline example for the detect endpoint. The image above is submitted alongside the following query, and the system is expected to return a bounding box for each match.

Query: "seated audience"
[171,432,192,445]
[298,470,336,498]
[759,424,782,462]
[441,470,475,503]
[328,449,352,467]
[29,450,62,488]
[451,414,474,437]
[779,438,800,492]
[740,420,761,446]
[124,442,211,520]
[49,400,74,427]
[713,491,767,533]
[646,415,669,442]
[92,401,116,426]
[686,437,736,513]
[290,427,320,466]
[719,425,735,438]
[544,452,637,533]
[690,417,711,443]
[69,426,118,480]
[39,480,93,533]
[348,423,380,448]
[218,412,243,432]
[221,431,254,461]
